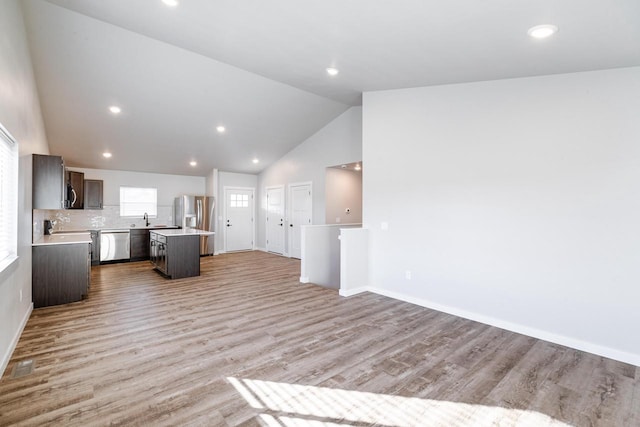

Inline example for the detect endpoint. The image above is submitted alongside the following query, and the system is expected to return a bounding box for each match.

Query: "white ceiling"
[22,0,640,176]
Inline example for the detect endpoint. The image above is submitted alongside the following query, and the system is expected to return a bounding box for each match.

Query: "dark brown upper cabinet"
[84,179,103,210]
[32,154,66,209]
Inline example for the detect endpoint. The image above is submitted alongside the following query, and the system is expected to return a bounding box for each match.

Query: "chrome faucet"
[143,212,150,227]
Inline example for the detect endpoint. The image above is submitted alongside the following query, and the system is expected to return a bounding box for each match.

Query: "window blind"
[0,122,18,270]
[119,186,157,217]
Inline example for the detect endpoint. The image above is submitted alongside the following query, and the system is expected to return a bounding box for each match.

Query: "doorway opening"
[325,162,362,225]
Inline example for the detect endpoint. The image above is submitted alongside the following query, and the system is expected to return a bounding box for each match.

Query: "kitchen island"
[129,225,179,262]
[150,229,214,279]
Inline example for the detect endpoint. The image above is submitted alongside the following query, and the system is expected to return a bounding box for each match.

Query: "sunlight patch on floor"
[227,377,573,426]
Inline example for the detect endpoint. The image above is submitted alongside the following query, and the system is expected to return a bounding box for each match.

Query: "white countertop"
[51,226,179,232]
[131,226,180,230]
[32,226,192,246]
[33,232,92,246]
[150,228,215,237]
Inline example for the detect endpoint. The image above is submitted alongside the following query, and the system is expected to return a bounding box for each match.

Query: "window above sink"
[120,186,157,217]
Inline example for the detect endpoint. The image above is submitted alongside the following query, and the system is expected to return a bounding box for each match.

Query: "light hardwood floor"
[0,251,638,426]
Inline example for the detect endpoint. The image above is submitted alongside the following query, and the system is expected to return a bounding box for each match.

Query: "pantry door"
[288,182,312,259]
[265,186,285,255]
[224,187,255,252]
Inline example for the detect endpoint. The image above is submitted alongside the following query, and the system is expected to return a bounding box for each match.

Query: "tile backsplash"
[33,205,174,237]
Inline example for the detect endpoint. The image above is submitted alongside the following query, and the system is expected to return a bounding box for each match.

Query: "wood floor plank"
[485,340,567,408]
[0,251,638,426]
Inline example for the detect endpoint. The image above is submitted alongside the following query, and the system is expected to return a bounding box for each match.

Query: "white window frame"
[0,122,19,273]
[119,186,158,217]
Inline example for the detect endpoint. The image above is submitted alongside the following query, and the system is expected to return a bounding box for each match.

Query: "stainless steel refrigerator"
[174,195,215,255]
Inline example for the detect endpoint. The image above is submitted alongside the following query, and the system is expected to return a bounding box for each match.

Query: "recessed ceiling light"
[190,161,197,167]
[326,67,339,76]
[252,158,259,164]
[216,125,226,133]
[162,0,179,7]
[109,106,121,114]
[528,24,558,39]
[341,164,347,169]
[103,152,112,158]
[354,164,361,171]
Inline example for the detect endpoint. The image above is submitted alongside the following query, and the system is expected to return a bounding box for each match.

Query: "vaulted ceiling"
[21,0,640,176]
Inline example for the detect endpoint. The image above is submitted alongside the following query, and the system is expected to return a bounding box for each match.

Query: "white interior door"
[289,183,312,259]
[266,186,285,255]
[224,187,254,252]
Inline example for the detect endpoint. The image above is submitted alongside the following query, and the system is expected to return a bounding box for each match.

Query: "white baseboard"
[299,276,309,283]
[0,303,33,377]
[259,248,291,258]
[366,287,640,367]
[339,286,370,297]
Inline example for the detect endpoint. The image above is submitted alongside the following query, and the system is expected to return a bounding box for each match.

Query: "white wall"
[339,228,369,297]
[363,67,640,365]
[69,167,205,207]
[219,171,258,192]
[205,168,217,197]
[300,224,361,289]
[258,106,362,251]
[325,168,362,224]
[0,0,50,375]
[205,168,218,251]
[32,168,204,234]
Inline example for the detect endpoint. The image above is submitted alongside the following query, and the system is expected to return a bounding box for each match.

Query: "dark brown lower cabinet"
[130,229,150,261]
[32,243,91,308]
[90,230,100,265]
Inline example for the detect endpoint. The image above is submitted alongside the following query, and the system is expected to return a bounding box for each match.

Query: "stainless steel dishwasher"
[100,229,130,262]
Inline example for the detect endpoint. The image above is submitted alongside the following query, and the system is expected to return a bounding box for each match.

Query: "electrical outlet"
[405,270,412,280]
